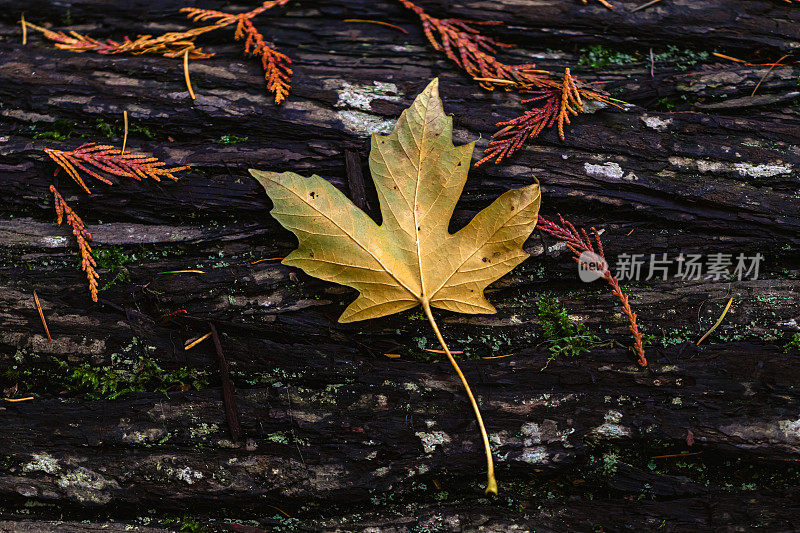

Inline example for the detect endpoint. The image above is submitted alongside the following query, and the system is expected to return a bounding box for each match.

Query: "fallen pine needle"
[712,52,750,65]
[157,269,205,274]
[33,291,52,341]
[4,397,34,403]
[472,77,518,86]
[424,348,464,355]
[343,19,408,33]
[266,504,292,518]
[481,353,513,360]
[184,48,196,100]
[752,54,791,96]
[631,0,662,12]
[121,110,128,155]
[384,353,402,359]
[697,297,734,346]
[650,451,702,459]
[21,13,26,45]
[251,257,285,264]
[185,332,212,350]
[712,52,797,67]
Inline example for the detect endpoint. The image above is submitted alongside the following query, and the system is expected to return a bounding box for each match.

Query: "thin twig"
[649,48,654,77]
[33,291,52,341]
[21,13,26,45]
[184,48,196,99]
[208,321,241,443]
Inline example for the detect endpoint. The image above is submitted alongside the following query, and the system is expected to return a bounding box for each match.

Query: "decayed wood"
[0,0,798,531]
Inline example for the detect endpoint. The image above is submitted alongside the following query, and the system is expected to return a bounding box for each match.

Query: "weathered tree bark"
[0,0,798,531]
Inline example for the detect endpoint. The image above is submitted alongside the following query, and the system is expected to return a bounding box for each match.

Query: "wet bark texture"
[1,0,799,531]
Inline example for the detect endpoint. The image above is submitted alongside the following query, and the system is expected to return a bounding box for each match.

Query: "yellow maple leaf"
[251,78,541,494]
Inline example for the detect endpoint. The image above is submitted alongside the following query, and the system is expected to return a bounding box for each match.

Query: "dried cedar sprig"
[51,185,99,302]
[22,20,216,59]
[182,0,293,104]
[538,215,647,367]
[396,0,616,164]
[44,143,189,194]
[237,17,292,104]
[477,69,617,165]
[182,0,291,25]
[582,0,614,9]
[23,0,293,104]
[396,0,534,90]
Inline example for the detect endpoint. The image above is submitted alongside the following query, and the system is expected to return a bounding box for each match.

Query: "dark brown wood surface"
[1,0,799,531]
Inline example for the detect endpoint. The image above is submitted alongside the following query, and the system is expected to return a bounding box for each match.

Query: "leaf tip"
[421,77,441,101]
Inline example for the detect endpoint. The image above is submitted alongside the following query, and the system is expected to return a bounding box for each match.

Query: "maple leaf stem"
[421,300,498,495]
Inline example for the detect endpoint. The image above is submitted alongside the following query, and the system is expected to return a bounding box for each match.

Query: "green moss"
[578,45,637,69]
[32,119,75,141]
[217,134,249,145]
[94,118,118,138]
[162,515,208,532]
[61,8,74,25]
[57,356,208,399]
[93,245,186,291]
[3,341,207,398]
[537,296,600,368]
[94,247,135,291]
[653,45,710,71]
[94,118,157,139]
[785,332,800,352]
[267,515,303,532]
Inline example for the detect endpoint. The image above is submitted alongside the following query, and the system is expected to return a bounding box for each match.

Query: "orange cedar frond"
[181,1,293,104]
[397,0,615,163]
[396,0,533,90]
[26,0,294,103]
[236,18,292,104]
[50,185,99,302]
[241,0,294,19]
[582,0,615,9]
[537,215,646,367]
[181,7,239,25]
[22,20,216,59]
[477,69,616,166]
[181,0,292,25]
[44,143,189,194]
